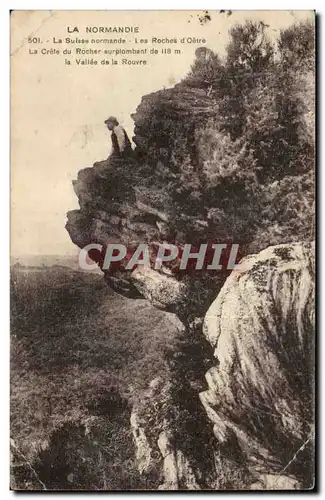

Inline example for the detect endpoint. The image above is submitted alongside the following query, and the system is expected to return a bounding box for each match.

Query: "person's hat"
[104,116,118,125]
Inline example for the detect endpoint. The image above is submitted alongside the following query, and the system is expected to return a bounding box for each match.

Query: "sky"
[10,10,314,256]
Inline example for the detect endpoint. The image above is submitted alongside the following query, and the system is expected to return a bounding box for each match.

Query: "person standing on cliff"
[105,116,133,159]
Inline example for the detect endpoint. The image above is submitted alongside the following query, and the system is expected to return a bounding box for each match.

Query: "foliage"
[226,20,274,73]
[169,19,315,250]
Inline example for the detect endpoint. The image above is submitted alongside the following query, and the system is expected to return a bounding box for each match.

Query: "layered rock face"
[201,242,315,489]
[66,166,218,320]
[122,242,315,490]
[131,82,216,158]
[66,80,223,322]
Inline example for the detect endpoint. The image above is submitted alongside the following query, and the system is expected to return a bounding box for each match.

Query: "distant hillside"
[11,265,182,490]
[10,254,102,274]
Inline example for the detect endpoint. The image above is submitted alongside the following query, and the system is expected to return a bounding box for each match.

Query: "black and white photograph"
[10,10,315,491]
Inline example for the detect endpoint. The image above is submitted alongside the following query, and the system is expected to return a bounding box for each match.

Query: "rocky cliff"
[66,79,226,323]
[66,107,315,491]
[66,30,315,489]
[124,242,315,490]
[201,241,315,489]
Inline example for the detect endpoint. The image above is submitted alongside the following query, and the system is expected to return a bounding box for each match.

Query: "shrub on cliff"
[168,19,315,250]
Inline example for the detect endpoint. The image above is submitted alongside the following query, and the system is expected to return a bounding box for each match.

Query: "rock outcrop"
[65,51,315,490]
[66,80,225,322]
[201,242,315,489]
[130,378,205,490]
[126,242,315,490]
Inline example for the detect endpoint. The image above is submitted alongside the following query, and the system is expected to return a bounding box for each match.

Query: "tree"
[188,48,222,89]
[226,20,274,73]
[278,20,315,71]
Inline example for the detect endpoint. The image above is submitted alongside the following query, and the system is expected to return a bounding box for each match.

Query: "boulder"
[200,242,315,488]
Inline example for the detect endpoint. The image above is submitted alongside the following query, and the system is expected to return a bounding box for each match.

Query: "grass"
[10,265,181,490]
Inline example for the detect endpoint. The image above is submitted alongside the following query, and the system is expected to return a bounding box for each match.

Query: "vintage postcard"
[10,10,315,491]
